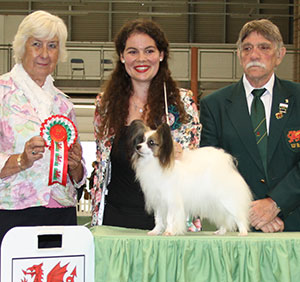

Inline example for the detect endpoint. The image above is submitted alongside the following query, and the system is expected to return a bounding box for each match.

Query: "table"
[91,226,300,282]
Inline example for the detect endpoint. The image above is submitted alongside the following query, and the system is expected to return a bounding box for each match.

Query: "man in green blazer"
[200,19,300,232]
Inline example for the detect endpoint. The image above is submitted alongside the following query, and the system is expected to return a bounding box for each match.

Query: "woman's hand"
[21,136,46,169]
[68,142,82,171]
[68,142,84,183]
[174,142,183,160]
[0,136,45,179]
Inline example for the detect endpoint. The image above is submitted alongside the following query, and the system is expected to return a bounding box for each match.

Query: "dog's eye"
[148,139,158,147]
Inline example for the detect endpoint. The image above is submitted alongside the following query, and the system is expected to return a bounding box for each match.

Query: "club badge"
[275,99,288,119]
[286,129,300,151]
[40,115,78,186]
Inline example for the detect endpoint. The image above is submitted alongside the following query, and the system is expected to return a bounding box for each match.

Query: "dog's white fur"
[128,120,253,236]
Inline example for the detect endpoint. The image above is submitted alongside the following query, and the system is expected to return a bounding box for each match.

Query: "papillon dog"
[128,120,253,236]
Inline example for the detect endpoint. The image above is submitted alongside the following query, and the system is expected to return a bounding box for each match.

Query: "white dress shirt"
[243,73,275,134]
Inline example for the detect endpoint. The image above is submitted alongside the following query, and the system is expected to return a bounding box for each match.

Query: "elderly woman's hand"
[0,136,45,178]
[21,136,46,169]
[68,142,84,183]
[68,142,82,170]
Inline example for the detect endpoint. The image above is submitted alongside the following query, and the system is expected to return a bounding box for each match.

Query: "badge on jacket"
[286,128,300,151]
[275,99,288,119]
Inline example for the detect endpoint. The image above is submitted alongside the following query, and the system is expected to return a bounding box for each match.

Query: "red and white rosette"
[40,115,78,186]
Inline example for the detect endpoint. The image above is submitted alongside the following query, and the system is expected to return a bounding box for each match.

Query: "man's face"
[238,31,286,87]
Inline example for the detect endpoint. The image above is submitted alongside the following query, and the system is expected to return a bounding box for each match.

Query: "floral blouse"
[0,70,86,210]
[91,88,202,226]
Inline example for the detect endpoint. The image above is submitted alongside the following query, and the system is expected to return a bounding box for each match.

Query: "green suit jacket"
[200,77,300,231]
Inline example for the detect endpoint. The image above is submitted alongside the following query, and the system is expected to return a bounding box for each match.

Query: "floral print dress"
[0,67,86,210]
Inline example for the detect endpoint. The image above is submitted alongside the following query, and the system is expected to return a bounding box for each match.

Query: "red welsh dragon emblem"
[21,262,77,282]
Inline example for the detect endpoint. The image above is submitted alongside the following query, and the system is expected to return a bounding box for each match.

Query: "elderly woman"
[92,19,201,230]
[0,10,86,243]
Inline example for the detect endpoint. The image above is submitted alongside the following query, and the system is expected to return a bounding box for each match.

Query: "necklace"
[132,98,144,113]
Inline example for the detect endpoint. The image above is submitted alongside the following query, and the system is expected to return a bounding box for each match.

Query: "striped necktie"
[251,88,267,172]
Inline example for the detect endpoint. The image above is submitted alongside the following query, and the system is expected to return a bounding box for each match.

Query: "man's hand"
[250,198,281,230]
[260,217,284,233]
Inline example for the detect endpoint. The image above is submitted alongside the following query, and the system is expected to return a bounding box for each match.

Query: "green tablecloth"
[91,226,300,282]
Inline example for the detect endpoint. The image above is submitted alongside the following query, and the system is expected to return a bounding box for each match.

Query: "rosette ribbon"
[40,115,78,186]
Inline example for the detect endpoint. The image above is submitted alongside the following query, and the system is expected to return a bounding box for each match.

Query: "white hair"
[13,10,68,64]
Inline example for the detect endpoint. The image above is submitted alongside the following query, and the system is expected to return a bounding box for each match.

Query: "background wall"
[0,0,299,149]
[0,0,296,44]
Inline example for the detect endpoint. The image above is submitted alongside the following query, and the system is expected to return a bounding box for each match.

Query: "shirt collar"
[243,73,275,98]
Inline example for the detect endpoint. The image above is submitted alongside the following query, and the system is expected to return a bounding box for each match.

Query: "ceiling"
[0,0,298,19]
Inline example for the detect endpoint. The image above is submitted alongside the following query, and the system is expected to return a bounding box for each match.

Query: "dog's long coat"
[128,120,253,236]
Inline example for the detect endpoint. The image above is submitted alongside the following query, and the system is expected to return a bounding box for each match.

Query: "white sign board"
[1,226,94,282]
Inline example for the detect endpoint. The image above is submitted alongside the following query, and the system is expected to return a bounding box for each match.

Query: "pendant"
[132,97,144,113]
[133,103,143,113]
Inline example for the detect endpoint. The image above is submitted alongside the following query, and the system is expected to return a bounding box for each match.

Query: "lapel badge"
[279,103,288,114]
[275,101,288,119]
[275,112,283,119]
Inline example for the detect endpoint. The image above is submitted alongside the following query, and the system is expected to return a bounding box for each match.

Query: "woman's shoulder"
[0,71,14,87]
[55,87,74,106]
[55,86,70,99]
[96,91,103,98]
[95,92,105,108]
[0,72,18,100]
[178,88,196,108]
[178,87,194,98]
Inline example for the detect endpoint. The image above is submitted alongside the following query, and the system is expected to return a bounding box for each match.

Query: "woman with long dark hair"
[92,19,201,229]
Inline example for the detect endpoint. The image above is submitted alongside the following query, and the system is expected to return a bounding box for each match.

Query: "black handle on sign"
[38,234,62,249]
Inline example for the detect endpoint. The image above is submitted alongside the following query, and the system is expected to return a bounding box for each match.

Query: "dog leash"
[164,82,170,126]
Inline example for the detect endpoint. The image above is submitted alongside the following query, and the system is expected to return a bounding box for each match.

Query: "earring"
[160,58,163,62]
[121,60,125,63]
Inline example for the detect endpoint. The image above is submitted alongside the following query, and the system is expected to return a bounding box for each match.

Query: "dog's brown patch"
[156,123,174,169]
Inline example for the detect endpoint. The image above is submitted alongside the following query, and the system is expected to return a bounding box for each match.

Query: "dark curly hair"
[96,18,187,139]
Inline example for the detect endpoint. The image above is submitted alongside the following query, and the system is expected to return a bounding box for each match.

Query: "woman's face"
[22,36,59,86]
[120,33,164,87]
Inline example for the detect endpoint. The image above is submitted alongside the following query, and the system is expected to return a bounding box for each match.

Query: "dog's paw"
[148,229,160,236]
[237,225,248,236]
[213,227,227,235]
[238,230,248,236]
[162,231,175,236]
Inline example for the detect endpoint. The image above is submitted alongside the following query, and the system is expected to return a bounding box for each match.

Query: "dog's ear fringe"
[127,120,148,160]
[157,123,174,169]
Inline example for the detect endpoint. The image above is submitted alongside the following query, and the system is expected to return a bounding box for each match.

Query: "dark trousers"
[0,206,77,247]
[103,202,155,230]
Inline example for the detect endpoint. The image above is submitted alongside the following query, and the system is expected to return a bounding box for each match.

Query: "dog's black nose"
[136,145,141,150]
